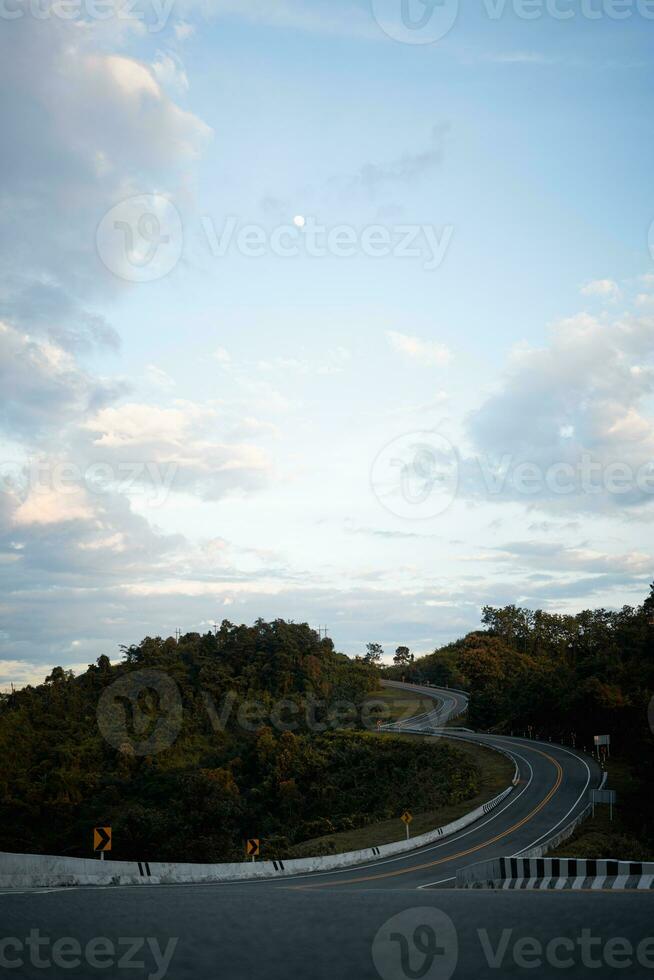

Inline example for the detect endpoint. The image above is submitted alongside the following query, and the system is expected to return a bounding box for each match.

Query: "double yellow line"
[301,746,563,888]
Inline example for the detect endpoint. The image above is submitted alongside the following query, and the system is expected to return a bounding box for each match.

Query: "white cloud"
[213,346,232,365]
[145,364,176,390]
[174,21,196,40]
[580,279,621,301]
[386,330,452,367]
[151,51,190,94]
[13,487,95,528]
[79,401,272,500]
[467,305,654,511]
[0,321,123,438]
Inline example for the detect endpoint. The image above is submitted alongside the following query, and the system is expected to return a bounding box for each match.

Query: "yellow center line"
[299,746,563,888]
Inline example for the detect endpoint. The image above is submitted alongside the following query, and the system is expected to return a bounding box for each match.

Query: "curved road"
[246,681,602,891]
[3,683,650,980]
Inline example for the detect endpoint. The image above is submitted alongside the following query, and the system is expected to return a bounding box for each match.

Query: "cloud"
[0,11,251,682]
[580,279,621,301]
[213,346,232,365]
[151,51,190,94]
[0,13,210,351]
[386,330,452,367]
[465,305,654,512]
[489,540,651,576]
[144,364,176,390]
[327,125,449,199]
[77,401,272,500]
[174,21,196,40]
[0,321,124,440]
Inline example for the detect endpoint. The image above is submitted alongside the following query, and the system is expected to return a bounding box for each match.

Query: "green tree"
[393,646,413,667]
[364,643,384,666]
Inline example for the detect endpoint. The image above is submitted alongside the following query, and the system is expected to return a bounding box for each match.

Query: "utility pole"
[175,628,181,643]
[317,625,329,640]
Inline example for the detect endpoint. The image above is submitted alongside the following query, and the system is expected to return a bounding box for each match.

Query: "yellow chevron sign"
[93,827,112,852]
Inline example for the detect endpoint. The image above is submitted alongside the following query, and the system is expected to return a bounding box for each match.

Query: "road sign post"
[246,839,260,862]
[591,789,617,821]
[400,811,413,840]
[93,827,112,860]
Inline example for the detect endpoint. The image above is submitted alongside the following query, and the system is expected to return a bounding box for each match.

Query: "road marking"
[0,888,79,896]
[417,876,455,888]
[510,740,592,856]
[299,747,563,888]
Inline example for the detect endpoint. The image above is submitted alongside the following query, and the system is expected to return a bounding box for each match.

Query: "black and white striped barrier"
[458,857,654,891]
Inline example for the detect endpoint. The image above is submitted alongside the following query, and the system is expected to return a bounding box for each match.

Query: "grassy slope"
[364,686,436,725]
[286,722,513,858]
[548,756,653,861]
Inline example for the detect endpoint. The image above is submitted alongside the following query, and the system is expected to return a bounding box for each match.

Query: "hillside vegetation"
[0,620,480,862]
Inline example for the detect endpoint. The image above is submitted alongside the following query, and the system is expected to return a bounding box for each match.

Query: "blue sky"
[1,0,653,686]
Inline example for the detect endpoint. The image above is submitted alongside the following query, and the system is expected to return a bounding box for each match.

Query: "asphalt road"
[246,681,602,891]
[2,683,649,980]
[2,885,653,979]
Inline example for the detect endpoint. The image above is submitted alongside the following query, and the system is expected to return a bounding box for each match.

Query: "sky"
[1,0,654,687]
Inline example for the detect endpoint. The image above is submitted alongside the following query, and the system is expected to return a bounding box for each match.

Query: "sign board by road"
[591,788,616,821]
[246,839,260,858]
[400,810,413,840]
[93,827,112,854]
[594,735,611,746]
[591,789,616,804]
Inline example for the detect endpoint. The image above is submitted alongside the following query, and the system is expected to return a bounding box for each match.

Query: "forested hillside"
[0,620,479,862]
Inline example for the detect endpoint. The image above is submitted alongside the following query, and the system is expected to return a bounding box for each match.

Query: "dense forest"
[0,620,478,861]
[384,584,654,855]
